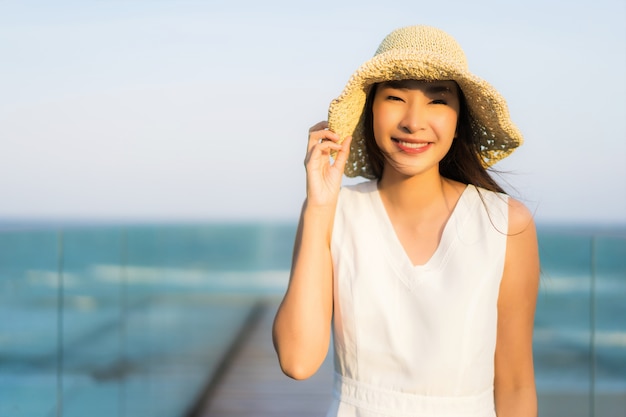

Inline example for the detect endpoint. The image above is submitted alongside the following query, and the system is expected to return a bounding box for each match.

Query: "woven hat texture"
[328,25,523,179]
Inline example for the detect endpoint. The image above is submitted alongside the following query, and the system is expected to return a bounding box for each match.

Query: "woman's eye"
[387,95,403,101]
[431,99,448,105]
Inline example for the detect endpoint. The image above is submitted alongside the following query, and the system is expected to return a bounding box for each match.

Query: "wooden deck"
[195,300,334,417]
[188,303,626,417]
[189,299,626,417]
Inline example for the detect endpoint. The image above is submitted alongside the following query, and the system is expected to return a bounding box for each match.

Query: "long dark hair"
[363,82,505,194]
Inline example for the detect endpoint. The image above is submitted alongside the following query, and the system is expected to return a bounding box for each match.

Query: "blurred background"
[1,0,624,416]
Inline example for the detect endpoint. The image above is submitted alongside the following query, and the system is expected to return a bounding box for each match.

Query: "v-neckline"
[368,181,475,282]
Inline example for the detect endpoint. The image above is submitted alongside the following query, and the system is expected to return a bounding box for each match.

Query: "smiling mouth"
[392,139,431,149]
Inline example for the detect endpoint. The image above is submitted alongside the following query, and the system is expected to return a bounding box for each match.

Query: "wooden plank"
[196,300,334,417]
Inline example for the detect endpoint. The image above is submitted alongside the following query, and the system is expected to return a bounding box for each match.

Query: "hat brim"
[328,49,523,178]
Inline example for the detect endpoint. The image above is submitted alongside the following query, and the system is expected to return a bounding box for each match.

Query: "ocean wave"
[535,328,626,348]
[539,275,625,294]
[90,264,290,291]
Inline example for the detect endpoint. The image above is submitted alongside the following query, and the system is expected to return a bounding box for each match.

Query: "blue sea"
[0,222,625,416]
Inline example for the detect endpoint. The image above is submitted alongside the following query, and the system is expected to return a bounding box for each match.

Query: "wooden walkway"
[195,300,334,417]
[188,299,626,417]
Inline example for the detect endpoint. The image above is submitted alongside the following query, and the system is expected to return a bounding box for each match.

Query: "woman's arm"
[272,122,351,380]
[494,199,540,416]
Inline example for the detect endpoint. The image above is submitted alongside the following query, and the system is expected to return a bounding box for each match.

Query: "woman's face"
[371,79,460,179]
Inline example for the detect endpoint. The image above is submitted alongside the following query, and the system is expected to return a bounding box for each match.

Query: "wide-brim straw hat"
[328,25,523,179]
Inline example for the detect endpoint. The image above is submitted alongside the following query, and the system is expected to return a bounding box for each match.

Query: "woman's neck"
[378,169,449,212]
[376,168,467,265]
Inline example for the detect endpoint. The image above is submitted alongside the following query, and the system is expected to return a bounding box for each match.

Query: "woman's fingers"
[307,121,342,153]
[332,135,352,171]
[304,122,352,185]
[303,123,351,207]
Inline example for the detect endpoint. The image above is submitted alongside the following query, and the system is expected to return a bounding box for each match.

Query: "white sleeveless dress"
[328,180,509,417]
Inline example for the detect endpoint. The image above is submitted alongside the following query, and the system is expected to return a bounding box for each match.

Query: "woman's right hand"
[273,121,350,379]
[304,121,352,209]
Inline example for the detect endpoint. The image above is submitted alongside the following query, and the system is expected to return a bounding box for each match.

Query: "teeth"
[398,140,428,149]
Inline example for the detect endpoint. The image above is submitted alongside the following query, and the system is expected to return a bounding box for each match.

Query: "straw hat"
[328,25,523,179]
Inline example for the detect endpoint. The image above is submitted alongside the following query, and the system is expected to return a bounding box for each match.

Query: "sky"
[0,0,624,224]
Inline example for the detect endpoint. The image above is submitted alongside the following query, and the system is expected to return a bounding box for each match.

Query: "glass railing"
[0,223,624,417]
[533,226,626,416]
[0,223,295,417]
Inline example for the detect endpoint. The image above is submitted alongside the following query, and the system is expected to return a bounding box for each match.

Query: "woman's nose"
[399,104,426,133]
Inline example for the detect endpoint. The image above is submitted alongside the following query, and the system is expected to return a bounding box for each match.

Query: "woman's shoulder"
[335,179,382,225]
[341,179,377,193]
[506,197,536,236]
[338,179,377,203]
[466,183,534,234]
[475,185,535,236]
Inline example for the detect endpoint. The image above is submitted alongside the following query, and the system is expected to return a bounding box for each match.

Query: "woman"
[273,25,540,417]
